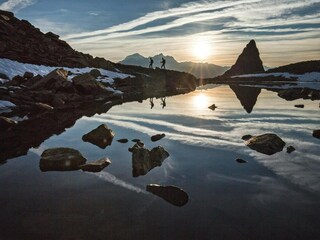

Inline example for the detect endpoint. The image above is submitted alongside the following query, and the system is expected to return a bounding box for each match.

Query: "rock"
[117,138,128,143]
[0,73,9,80]
[80,157,111,172]
[11,75,26,85]
[150,146,169,163]
[128,142,145,152]
[151,133,165,142]
[30,69,68,90]
[146,184,189,207]
[208,104,217,110]
[294,104,304,108]
[39,147,87,171]
[72,73,105,94]
[89,69,101,78]
[245,133,286,155]
[132,139,141,142]
[132,146,169,177]
[242,135,253,141]
[23,72,34,79]
[82,124,115,149]
[223,40,264,76]
[34,102,54,111]
[236,158,247,163]
[45,31,59,39]
[0,116,17,130]
[278,89,303,101]
[313,129,320,139]
[287,146,296,153]
[51,96,65,107]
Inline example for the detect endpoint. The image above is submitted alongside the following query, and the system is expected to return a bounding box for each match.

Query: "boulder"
[128,142,145,152]
[34,102,54,111]
[132,145,169,177]
[223,40,264,76]
[23,72,34,79]
[80,157,111,172]
[82,124,115,149]
[313,129,320,139]
[72,73,106,94]
[287,146,296,153]
[89,69,101,78]
[245,133,286,155]
[151,133,165,142]
[0,116,17,130]
[11,75,26,85]
[30,69,68,90]
[146,184,189,207]
[39,147,87,171]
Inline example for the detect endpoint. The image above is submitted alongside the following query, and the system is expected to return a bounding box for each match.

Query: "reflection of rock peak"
[229,85,261,113]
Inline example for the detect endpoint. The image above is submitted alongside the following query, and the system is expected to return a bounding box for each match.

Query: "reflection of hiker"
[149,57,154,68]
[160,97,166,108]
[149,98,154,109]
[161,57,166,69]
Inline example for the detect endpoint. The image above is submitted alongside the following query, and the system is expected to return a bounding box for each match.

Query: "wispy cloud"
[0,0,36,12]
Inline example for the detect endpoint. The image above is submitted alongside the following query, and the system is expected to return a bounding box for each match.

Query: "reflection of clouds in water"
[29,145,47,156]
[88,171,147,194]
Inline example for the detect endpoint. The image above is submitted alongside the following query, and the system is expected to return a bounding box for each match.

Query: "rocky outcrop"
[245,134,286,155]
[0,10,114,70]
[267,60,320,74]
[39,147,87,171]
[223,40,264,76]
[277,88,320,101]
[82,124,115,149]
[146,184,189,207]
[72,73,106,94]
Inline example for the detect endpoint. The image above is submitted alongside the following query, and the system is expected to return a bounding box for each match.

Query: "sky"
[0,0,319,67]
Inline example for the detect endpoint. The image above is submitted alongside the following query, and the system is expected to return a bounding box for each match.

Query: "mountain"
[0,10,114,70]
[120,53,228,78]
[223,40,264,76]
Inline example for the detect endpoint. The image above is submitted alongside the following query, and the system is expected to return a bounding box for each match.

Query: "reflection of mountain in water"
[229,85,261,113]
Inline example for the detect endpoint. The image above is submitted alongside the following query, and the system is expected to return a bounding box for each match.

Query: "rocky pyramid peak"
[223,39,264,76]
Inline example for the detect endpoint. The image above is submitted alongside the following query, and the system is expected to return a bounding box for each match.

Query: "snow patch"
[233,72,320,82]
[0,100,16,109]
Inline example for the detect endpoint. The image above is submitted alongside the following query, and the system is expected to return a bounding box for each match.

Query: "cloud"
[0,0,36,12]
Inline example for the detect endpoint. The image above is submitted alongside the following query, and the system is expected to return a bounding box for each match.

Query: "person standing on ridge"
[161,57,166,69]
[149,57,154,68]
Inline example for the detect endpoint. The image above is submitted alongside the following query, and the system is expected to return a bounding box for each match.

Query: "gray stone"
[151,133,165,142]
[72,73,105,94]
[245,133,286,155]
[82,124,115,149]
[146,184,189,207]
[40,147,87,171]
[80,157,111,172]
[89,69,101,78]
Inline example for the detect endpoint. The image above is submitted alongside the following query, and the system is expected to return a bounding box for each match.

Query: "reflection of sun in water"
[192,39,211,61]
[192,92,209,109]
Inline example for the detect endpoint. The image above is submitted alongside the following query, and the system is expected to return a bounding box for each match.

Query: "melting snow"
[0,100,16,109]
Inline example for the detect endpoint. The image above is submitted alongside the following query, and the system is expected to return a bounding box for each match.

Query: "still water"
[0,85,319,240]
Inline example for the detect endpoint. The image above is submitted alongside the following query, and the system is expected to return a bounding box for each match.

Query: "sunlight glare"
[192,92,209,109]
[192,39,211,61]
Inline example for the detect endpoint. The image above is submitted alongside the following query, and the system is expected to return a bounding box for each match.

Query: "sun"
[192,39,211,61]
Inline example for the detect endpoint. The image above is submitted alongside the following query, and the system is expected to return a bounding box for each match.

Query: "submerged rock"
[208,104,217,110]
[241,135,253,141]
[82,124,115,149]
[117,138,128,143]
[245,133,286,155]
[294,104,304,108]
[236,158,247,163]
[80,157,111,172]
[132,145,169,177]
[40,147,87,171]
[287,146,296,153]
[151,133,165,142]
[146,184,189,207]
[313,130,320,139]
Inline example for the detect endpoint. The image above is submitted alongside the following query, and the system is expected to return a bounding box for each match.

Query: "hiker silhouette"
[161,57,166,69]
[149,57,154,68]
[160,97,166,108]
[149,98,154,109]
